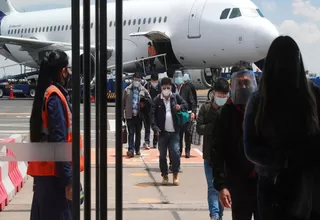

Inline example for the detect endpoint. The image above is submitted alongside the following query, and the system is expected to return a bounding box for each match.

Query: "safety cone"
[9,86,14,100]
[90,96,95,103]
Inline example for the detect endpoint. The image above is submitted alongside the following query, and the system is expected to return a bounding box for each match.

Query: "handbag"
[191,121,201,145]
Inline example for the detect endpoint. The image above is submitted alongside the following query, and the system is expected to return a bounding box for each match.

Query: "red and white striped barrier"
[0,134,27,211]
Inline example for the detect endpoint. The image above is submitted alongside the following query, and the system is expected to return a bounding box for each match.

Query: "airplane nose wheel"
[29,88,36,98]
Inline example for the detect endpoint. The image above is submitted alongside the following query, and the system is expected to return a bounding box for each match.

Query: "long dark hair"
[29,50,69,142]
[255,36,319,135]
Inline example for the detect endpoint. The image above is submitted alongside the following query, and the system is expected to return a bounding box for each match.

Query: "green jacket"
[196,101,220,160]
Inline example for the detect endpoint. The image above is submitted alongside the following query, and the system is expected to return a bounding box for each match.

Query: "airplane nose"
[255,20,279,57]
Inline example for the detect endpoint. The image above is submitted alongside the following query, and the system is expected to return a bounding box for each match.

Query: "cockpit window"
[229,8,242,19]
[256,9,264,17]
[240,8,259,17]
[220,8,231,19]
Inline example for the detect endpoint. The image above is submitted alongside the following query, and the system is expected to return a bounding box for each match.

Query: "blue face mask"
[175,77,183,85]
[214,96,228,106]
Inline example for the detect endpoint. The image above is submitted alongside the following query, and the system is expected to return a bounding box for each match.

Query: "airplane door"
[188,0,208,39]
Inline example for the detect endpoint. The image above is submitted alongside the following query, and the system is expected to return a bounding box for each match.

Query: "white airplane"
[0,0,279,89]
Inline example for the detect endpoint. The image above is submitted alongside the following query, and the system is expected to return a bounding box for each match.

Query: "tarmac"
[0,93,238,220]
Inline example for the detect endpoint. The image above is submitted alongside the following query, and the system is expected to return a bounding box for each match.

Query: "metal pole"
[99,0,108,219]
[71,0,80,219]
[115,0,123,219]
[83,0,91,219]
[95,0,101,219]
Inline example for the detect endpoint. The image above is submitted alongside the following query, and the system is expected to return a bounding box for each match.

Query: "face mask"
[175,77,183,85]
[133,80,141,87]
[215,96,228,106]
[151,81,158,88]
[64,73,71,88]
[231,88,253,105]
[162,89,172,97]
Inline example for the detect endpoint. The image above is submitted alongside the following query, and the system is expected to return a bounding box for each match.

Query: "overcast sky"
[0,0,319,77]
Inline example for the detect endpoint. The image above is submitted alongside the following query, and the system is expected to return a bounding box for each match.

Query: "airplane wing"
[0,35,114,61]
[129,31,170,41]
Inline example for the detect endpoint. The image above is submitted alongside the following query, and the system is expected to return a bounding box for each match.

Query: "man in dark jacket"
[122,72,152,158]
[172,70,197,158]
[151,77,188,186]
[212,66,259,220]
[144,73,161,148]
[196,78,229,220]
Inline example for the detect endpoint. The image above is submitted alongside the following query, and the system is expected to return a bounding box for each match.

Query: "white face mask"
[133,80,141,87]
[162,89,172,97]
[215,96,228,106]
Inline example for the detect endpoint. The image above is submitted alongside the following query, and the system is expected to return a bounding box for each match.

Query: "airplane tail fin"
[0,0,17,16]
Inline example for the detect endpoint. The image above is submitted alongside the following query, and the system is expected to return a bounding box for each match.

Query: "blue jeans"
[204,159,224,219]
[158,132,180,175]
[127,116,142,153]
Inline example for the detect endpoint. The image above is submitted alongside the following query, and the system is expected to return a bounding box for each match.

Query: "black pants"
[229,179,259,220]
[257,176,320,220]
[179,121,192,155]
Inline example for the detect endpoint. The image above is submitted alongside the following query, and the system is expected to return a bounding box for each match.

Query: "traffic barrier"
[9,86,14,100]
[0,134,27,211]
[90,95,95,102]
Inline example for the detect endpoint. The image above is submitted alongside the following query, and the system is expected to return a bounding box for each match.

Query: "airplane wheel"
[0,89,3,98]
[29,88,36,98]
[207,88,214,100]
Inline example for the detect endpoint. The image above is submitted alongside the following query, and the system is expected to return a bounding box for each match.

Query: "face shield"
[230,70,257,105]
[173,70,183,85]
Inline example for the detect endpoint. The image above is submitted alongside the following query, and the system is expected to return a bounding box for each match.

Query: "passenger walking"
[145,73,161,148]
[28,50,84,220]
[183,73,198,106]
[196,78,229,220]
[244,36,320,220]
[123,72,152,157]
[173,70,197,158]
[151,77,188,186]
[212,64,259,220]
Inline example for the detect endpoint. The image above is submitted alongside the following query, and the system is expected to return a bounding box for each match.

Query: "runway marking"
[137,198,161,203]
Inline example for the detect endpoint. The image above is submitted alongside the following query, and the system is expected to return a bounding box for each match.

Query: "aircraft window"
[46,27,49,32]
[54,26,57,31]
[128,19,131,25]
[229,8,241,19]
[241,8,259,17]
[14,29,16,34]
[28,28,31,33]
[39,28,41,33]
[32,28,34,33]
[164,16,167,23]
[91,23,93,28]
[50,26,53,31]
[153,17,156,23]
[148,18,151,23]
[25,28,27,33]
[35,27,38,33]
[17,29,20,34]
[159,17,162,23]
[7,29,9,34]
[123,20,126,26]
[220,8,231,19]
[109,21,112,27]
[143,18,146,24]
[61,25,64,31]
[57,26,60,31]
[256,9,264,17]
[42,27,45,32]
[138,18,141,25]
[21,29,24,34]
[133,19,136,25]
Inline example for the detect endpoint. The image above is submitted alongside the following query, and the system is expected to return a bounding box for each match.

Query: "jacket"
[122,83,152,120]
[151,93,188,134]
[196,100,220,160]
[145,81,161,100]
[212,102,256,191]
[173,83,197,113]
[27,84,84,187]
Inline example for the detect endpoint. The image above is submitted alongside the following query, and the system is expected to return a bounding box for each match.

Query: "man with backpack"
[151,77,188,186]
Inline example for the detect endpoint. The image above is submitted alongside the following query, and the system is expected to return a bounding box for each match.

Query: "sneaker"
[143,143,150,150]
[162,175,169,185]
[173,173,179,186]
[136,151,141,156]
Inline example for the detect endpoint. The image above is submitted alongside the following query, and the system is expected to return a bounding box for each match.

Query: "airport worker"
[244,36,320,220]
[144,73,161,148]
[151,77,188,186]
[212,63,259,220]
[173,70,196,158]
[123,72,152,157]
[196,77,229,220]
[28,50,84,220]
[147,42,157,71]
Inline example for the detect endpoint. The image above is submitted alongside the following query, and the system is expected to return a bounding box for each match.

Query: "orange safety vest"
[148,46,156,56]
[27,85,84,177]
